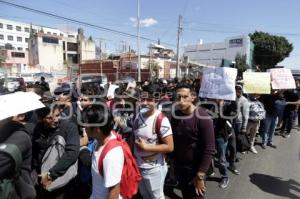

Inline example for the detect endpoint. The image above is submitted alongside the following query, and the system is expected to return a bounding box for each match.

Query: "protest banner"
[270,68,296,89]
[243,72,271,94]
[199,67,237,101]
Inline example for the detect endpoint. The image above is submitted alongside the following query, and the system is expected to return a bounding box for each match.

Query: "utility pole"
[99,39,103,74]
[137,0,141,82]
[176,15,182,79]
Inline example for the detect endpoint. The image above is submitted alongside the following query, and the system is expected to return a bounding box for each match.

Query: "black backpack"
[0,143,22,199]
[236,133,251,152]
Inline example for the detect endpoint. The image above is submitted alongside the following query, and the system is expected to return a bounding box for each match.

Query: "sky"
[1,0,300,69]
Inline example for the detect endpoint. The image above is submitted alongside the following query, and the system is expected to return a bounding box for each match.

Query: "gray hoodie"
[235,95,250,131]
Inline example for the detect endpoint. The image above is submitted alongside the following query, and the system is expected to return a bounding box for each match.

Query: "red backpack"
[98,132,142,199]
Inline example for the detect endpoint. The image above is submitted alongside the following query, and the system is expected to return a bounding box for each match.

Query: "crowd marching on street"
[1,72,300,199]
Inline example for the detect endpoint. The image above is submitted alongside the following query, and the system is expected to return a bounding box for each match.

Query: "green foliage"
[249,31,293,71]
[147,60,159,78]
[235,53,248,76]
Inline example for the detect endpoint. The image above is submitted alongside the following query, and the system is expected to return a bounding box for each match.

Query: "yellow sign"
[243,72,271,94]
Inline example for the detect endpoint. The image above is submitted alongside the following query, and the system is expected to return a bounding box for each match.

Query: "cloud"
[129,17,158,27]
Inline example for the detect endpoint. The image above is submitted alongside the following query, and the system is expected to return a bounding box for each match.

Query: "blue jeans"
[139,164,168,199]
[262,114,277,145]
[216,137,228,177]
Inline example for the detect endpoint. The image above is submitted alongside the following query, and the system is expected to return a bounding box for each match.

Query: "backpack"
[236,133,251,152]
[0,143,22,199]
[153,112,166,141]
[249,101,266,121]
[98,133,142,199]
[41,135,78,191]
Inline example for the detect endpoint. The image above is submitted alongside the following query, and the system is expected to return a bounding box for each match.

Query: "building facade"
[184,35,254,67]
[0,18,95,74]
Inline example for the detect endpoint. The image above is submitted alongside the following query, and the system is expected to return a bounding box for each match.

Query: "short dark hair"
[36,105,60,120]
[175,82,193,92]
[82,104,113,136]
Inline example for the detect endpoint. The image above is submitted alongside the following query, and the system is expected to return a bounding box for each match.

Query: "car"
[79,74,108,88]
[21,73,35,86]
[33,72,54,83]
[6,77,20,92]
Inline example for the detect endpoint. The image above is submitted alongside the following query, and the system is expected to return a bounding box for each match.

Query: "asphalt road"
[165,129,300,199]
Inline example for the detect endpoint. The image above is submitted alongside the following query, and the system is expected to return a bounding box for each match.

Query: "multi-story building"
[0,18,95,74]
[184,35,254,67]
[28,28,95,73]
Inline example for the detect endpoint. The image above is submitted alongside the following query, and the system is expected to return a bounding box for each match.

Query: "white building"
[29,29,96,73]
[184,35,254,67]
[0,18,95,73]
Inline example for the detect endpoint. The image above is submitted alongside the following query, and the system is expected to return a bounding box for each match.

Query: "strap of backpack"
[152,112,165,143]
[0,143,22,176]
[98,139,122,176]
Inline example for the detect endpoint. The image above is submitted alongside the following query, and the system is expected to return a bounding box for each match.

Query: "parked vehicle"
[6,77,20,92]
[33,72,54,83]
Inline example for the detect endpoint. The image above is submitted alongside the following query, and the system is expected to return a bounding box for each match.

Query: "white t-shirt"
[90,133,124,199]
[133,110,172,169]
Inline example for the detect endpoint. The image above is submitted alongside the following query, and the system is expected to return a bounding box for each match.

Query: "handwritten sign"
[243,72,271,94]
[199,67,237,101]
[270,68,296,89]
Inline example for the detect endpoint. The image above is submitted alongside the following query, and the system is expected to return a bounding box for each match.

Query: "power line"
[0,0,176,47]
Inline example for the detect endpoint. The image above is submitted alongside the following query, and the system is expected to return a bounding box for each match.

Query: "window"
[7,24,13,30]
[16,26,22,31]
[0,34,3,40]
[60,33,64,37]
[0,23,3,28]
[8,35,13,41]
[53,33,57,36]
[68,35,75,38]
[32,29,37,33]
[11,52,25,58]
[67,42,78,51]
[17,47,23,51]
[42,36,59,44]
[24,27,30,32]
[17,37,22,42]
[25,38,29,43]
[47,32,51,35]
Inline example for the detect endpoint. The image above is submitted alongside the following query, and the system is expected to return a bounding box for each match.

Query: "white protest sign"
[270,68,296,89]
[107,84,119,98]
[243,72,271,94]
[0,92,45,120]
[199,67,237,101]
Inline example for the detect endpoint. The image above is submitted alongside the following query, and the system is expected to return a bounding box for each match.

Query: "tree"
[249,31,293,71]
[147,60,160,79]
[235,53,249,76]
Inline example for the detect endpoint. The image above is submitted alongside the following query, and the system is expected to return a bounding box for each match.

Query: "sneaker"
[283,134,291,138]
[261,144,266,149]
[228,165,240,175]
[267,143,277,149]
[207,172,215,177]
[250,146,258,154]
[219,177,230,189]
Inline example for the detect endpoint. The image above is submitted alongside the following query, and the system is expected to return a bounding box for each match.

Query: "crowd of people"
[1,75,300,199]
